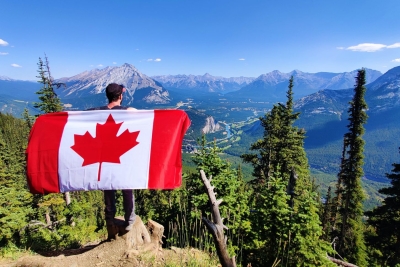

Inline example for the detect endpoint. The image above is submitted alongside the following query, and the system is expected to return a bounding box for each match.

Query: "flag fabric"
[26,109,191,194]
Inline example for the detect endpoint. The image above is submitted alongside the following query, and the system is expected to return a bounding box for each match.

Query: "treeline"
[2,62,400,266]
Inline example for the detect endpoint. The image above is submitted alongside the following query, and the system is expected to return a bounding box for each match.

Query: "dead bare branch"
[200,169,236,267]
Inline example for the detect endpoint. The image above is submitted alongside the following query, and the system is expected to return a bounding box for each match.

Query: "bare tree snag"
[327,256,359,267]
[64,192,71,205]
[200,170,236,267]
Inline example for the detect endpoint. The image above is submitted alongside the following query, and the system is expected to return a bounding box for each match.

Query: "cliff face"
[202,116,222,134]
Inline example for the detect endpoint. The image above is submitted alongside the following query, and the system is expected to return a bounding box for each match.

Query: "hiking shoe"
[125,223,133,231]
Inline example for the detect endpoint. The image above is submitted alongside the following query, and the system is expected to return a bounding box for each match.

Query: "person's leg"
[104,190,116,225]
[122,189,136,230]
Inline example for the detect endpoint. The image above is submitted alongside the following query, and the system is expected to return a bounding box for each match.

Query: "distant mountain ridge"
[295,66,400,115]
[151,73,255,93]
[289,66,400,181]
[226,68,382,102]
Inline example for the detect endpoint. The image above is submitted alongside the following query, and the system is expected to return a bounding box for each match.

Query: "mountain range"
[225,69,382,102]
[230,66,400,182]
[151,73,255,94]
[1,63,399,183]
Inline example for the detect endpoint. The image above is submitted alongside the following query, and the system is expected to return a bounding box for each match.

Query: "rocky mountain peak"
[55,63,170,104]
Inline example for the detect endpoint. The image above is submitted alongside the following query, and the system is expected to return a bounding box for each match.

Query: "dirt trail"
[0,239,216,267]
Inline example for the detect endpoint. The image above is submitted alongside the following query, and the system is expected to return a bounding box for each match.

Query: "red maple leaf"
[71,114,140,181]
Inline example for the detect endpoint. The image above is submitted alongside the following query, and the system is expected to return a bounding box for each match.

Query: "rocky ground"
[0,216,218,267]
[0,239,217,267]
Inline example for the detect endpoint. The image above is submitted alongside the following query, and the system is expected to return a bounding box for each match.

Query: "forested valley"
[2,63,400,266]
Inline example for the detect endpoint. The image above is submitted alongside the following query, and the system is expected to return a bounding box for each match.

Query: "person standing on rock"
[87,83,137,232]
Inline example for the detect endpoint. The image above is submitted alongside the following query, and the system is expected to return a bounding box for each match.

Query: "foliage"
[241,76,308,185]
[0,57,106,255]
[183,136,252,256]
[331,69,368,266]
[33,55,63,114]
[242,77,334,266]
[366,148,400,266]
[0,113,33,249]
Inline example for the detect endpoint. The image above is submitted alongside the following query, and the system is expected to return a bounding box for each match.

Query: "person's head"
[105,83,126,103]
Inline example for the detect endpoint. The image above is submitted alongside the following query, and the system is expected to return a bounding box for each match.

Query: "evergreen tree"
[242,77,334,266]
[242,76,308,185]
[185,136,252,256]
[321,186,334,241]
[333,69,368,265]
[0,114,33,248]
[22,108,35,130]
[28,56,79,246]
[33,55,63,114]
[366,148,400,266]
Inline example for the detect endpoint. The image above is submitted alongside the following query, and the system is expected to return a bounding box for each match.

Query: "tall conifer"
[242,77,334,266]
[333,69,368,265]
[32,55,71,227]
[33,55,63,114]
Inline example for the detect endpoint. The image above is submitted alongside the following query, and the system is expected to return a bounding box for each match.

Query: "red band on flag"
[26,112,69,194]
[148,110,190,189]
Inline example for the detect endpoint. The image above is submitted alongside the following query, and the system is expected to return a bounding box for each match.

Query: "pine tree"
[366,148,400,266]
[31,55,72,230]
[333,69,368,265]
[321,186,334,241]
[0,114,33,248]
[185,135,252,256]
[33,55,63,114]
[242,77,334,266]
[22,108,35,130]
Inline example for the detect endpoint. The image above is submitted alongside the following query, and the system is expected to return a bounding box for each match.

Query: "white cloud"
[336,47,345,50]
[154,58,161,62]
[112,62,117,64]
[97,64,103,67]
[392,58,400,62]
[238,58,245,61]
[147,59,153,61]
[11,63,21,68]
[387,43,400,49]
[0,39,9,46]
[0,52,8,55]
[341,42,400,52]
[346,43,386,52]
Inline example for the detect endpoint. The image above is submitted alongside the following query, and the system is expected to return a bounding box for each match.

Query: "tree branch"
[200,170,236,267]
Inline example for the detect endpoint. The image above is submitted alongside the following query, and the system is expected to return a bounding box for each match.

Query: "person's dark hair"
[106,83,125,103]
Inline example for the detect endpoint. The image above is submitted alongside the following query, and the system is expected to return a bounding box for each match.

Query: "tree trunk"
[200,170,236,267]
[64,192,71,205]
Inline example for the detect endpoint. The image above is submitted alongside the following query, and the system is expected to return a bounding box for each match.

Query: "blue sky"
[1,0,400,80]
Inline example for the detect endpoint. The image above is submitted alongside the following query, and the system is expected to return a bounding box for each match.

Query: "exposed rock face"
[202,116,222,134]
[56,63,170,104]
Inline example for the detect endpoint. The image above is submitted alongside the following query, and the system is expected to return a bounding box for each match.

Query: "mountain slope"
[226,68,382,102]
[152,73,255,93]
[56,63,171,109]
[233,66,400,182]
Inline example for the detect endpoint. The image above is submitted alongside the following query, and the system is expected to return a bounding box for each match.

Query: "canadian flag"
[26,110,190,194]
